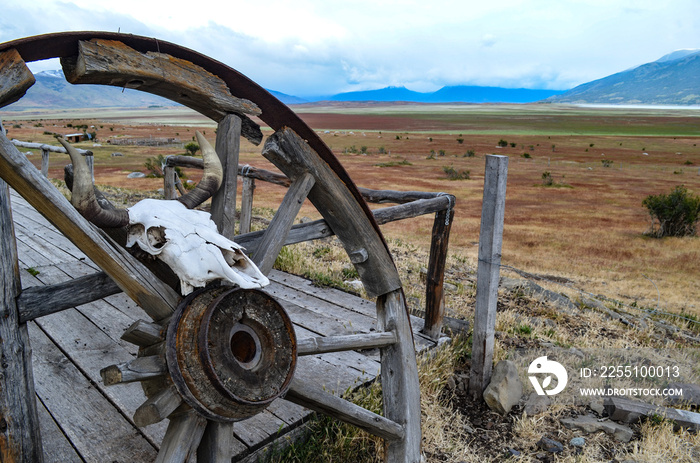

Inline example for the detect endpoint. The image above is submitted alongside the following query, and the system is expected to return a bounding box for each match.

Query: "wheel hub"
[166,287,297,422]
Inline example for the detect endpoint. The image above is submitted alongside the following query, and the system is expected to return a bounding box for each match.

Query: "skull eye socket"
[146,226,167,249]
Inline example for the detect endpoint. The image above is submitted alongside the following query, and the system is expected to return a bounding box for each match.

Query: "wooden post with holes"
[469,155,508,397]
[422,198,455,340]
[0,178,44,462]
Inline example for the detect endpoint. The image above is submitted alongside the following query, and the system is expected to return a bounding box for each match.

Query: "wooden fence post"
[422,196,455,340]
[40,147,49,177]
[0,178,44,462]
[211,114,241,239]
[163,165,177,199]
[469,155,508,397]
[239,175,255,235]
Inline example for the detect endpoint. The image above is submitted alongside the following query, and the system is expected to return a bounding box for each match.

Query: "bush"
[443,165,470,180]
[601,159,614,167]
[497,139,508,148]
[642,185,700,238]
[184,142,200,156]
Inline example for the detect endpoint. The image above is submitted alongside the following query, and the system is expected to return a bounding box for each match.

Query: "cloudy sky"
[1,0,698,97]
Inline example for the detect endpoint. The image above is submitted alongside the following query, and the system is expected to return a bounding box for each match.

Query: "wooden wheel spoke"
[133,385,183,427]
[297,331,397,356]
[250,172,316,275]
[154,409,208,463]
[285,378,404,442]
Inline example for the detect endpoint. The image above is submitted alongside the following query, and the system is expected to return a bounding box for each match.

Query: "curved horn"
[58,137,129,228]
[177,131,224,209]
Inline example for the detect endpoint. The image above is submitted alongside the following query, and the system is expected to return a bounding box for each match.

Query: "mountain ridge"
[546,49,700,105]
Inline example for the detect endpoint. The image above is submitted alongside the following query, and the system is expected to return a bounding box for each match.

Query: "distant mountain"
[266,89,309,105]
[5,70,175,110]
[323,85,563,104]
[546,49,700,105]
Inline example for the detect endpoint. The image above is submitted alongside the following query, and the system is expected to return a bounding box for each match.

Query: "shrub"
[541,171,553,186]
[184,142,200,156]
[378,146,386,154]
[443,165,470,180]
[497,139,508,148]
[601,159,614,167]
[144,154,185,179]
[642,185,700,238]
[521,153,531,159]
[456,138,464,144]
[464,150,475,157]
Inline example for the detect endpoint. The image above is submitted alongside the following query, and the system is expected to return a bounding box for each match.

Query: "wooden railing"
[11,139,94,179]
[164,155,455,340]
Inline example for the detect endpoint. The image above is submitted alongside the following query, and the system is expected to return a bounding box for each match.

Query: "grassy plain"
[3,103,700,461]
[3,103,699,316]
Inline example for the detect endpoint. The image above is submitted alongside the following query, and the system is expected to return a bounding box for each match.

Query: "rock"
[443,282,458,292]
[537,437,564,453]
[111,152,123,156]
[569,437,585,448]
[344,280,363,291]
[127,172,146,178]
[560,414,635,442]
[483,360,523,415]
[568,347,584,359]
[507,448,521,457]
[589,398,605,416]
[524,392,551,416]
[446,376,457,391]
[668,382,700,408]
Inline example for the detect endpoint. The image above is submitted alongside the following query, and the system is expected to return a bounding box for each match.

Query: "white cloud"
[2,0,699,97]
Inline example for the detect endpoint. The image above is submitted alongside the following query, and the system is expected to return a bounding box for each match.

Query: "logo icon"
[528,356,568,396]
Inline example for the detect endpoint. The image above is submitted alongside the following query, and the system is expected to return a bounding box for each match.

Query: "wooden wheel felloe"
[0,32,422,462]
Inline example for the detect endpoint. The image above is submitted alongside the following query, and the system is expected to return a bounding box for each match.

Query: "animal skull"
[126,199,268,295]
[59,131,268,295]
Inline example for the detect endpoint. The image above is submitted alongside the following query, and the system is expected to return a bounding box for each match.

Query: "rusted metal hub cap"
[166,287,297,422]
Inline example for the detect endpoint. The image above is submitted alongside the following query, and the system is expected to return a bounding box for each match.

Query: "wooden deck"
[9,189,436,463]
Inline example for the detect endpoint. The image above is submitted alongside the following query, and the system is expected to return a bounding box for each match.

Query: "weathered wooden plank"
[297,332,397,355]
[377,290,422,462]
[270,270,376,318]
[0,179,44,462]
[286,378,404,442]
[33,307,166,442]
[29,322,158,461]
[233,410,287,450]
[62,39,259,117]
[605,397,700,431]
[469,155,508,397]
[18,270,120,322]
[423,203,455,340]
[154,409,207,463]
[0,48,35,108]
[252,172,315,275]
[262,128,401,298]
[37,400,82,463]
[211,114,241,239]
[265,281,377,334]
[0,132,179,321]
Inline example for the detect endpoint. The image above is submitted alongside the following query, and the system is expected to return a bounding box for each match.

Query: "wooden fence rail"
[11,139,94,179]
[164,155,455,340]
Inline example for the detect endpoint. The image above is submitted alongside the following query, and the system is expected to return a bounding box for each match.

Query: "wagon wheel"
[0,32,421,462]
